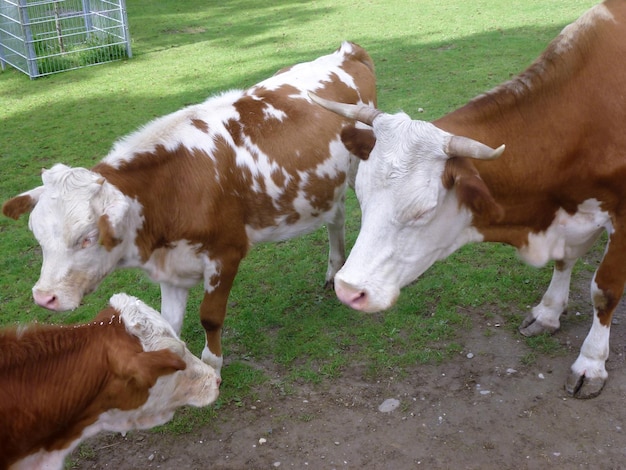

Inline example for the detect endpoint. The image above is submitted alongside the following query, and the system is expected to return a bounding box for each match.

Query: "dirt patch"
[71,261,626,470]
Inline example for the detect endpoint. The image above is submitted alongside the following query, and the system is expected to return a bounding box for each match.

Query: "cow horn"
[308,92,382,126]
[446,135,505,160]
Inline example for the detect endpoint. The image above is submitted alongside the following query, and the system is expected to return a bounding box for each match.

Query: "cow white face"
[315,105,504,313]
[9,164,140,311]
[334,115,464,311]
[112,293,220,413]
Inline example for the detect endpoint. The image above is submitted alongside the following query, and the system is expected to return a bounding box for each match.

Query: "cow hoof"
[565,372,605,399]
[324,278,335,290]
[518,315,559,337]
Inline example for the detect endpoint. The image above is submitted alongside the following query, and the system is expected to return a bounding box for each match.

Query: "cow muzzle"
[33,286,81,311]
[334,277,399,313]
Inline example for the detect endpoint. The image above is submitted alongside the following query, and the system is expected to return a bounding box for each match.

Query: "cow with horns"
[2,42,376,379]
[310,0,626,398]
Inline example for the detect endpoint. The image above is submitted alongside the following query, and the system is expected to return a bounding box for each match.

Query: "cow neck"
[0,322,114,443]
[431,10,625,244]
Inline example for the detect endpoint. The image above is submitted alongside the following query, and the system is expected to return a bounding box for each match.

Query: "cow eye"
[79,231,99,249]
[395,202,436,226]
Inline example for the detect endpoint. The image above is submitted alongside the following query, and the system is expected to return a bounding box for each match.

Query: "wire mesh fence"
[0,0,131,78]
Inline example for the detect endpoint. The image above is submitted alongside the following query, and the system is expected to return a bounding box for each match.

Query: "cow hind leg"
[565,298,610,399]
[565,231,626,398]
[324,199,347,288]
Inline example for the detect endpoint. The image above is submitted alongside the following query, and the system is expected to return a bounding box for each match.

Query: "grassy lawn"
[0,0,598,430]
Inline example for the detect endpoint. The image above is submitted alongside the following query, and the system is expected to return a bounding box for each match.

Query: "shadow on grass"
[1,19,570,185]
[126,0,333,55]
[0,16,580,378]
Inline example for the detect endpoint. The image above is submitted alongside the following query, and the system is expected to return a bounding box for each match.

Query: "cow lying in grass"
[1,293,219,470]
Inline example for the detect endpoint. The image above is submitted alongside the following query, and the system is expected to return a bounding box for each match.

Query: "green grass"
[0,0,599,434]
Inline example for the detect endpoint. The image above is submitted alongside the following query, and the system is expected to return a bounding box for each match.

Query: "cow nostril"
[352,290,367,305]
[33,292,58,310]
[335,280,370,311]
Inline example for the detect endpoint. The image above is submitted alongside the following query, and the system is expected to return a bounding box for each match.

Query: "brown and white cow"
[2,42,376,378]
[1,293,219,470]
[310,0,626,398]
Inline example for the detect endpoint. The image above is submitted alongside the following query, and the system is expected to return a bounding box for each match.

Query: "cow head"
[2,164,141,311]
[104,293,220,430]
[308,94,505,312]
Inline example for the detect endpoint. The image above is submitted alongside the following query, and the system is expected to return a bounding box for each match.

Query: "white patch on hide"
[202,343,224,379]
[143,240,205,287]
[252,41,358,96]
[518,199,611,267]
[103,90,244,168]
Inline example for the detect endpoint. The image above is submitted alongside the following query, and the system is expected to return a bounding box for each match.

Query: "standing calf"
[2,41,377,378]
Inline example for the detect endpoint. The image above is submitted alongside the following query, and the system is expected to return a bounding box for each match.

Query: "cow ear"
[110,348,187,409]
[95,180,130,251]
[443,158,504,223]
[129,349,187,390]
[2,186,45,220]
[341,126,376,161]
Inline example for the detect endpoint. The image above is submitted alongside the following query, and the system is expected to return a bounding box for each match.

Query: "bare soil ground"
[71,263,626,470]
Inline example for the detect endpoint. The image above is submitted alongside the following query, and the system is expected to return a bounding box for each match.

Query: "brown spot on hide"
[98,214,122,251]
[191,119,209,133]
[271,168,286,188]
[93,143,249,264]
[303,171,347,213]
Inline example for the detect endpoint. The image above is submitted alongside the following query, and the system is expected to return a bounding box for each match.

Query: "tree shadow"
[127,0,333,55]
[1,19,571,190]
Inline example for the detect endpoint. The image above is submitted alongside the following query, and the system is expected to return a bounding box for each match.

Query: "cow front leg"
[324,199,347,288]
[565,231,626,398]
[159,282,190,335]
[519,258,575,336]
[200,250,243,380]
